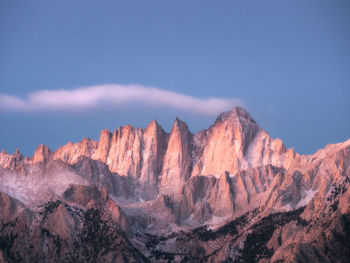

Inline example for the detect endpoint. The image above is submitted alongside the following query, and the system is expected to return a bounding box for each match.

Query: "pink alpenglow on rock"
[1,107,349,262]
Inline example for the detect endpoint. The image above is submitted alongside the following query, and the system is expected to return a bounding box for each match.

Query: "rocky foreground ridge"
[0,107,349,262]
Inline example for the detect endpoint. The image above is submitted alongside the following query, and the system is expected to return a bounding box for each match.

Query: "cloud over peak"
[0,84,244,115]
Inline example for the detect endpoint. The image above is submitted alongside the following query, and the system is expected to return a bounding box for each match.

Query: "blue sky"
[0,0,349,156]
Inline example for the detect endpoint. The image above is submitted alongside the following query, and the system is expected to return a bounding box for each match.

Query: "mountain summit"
[1,107,349,262]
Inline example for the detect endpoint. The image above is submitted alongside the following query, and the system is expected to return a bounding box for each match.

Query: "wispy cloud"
[0,84,244,115]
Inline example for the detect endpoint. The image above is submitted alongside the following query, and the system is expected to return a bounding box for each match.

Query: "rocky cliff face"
[139,120,168,200]
[160,118,192,196]
[1,107,349,262]
[93,129,112,163]
[192,107,260,176]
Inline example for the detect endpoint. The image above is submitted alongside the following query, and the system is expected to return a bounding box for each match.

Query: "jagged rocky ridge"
[0,107,349,262]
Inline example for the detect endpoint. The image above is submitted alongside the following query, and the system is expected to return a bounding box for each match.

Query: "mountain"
[1,107,349,262]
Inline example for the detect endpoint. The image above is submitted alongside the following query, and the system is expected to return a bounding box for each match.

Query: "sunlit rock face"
[54,137,98,164]
[160,118,193,197]
[139,120,168,200]
[107,125,143,177]
[93,129,112,163]
[1,107,349,262]
[32,144,54,164]
[192,107,260,176]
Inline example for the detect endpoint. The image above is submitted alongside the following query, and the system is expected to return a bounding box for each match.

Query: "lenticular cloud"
[0,84,244,115]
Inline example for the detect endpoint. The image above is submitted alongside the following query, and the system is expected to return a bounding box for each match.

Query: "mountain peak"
[93,129,112,163]
[215,106,256,125]
[172,117,190,133]
[32,144,53,164]
[161,117,192,195]
[145,119,159,131]
[100,129,111,138]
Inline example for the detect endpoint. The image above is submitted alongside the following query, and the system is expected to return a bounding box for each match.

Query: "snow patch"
[206,215,231,229]
[296,188,318,208]
[229,173,236,179]
[0,165,90,207]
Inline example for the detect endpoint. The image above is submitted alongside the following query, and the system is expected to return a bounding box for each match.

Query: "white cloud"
[0,84,244,115]
[0,94,27,111]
